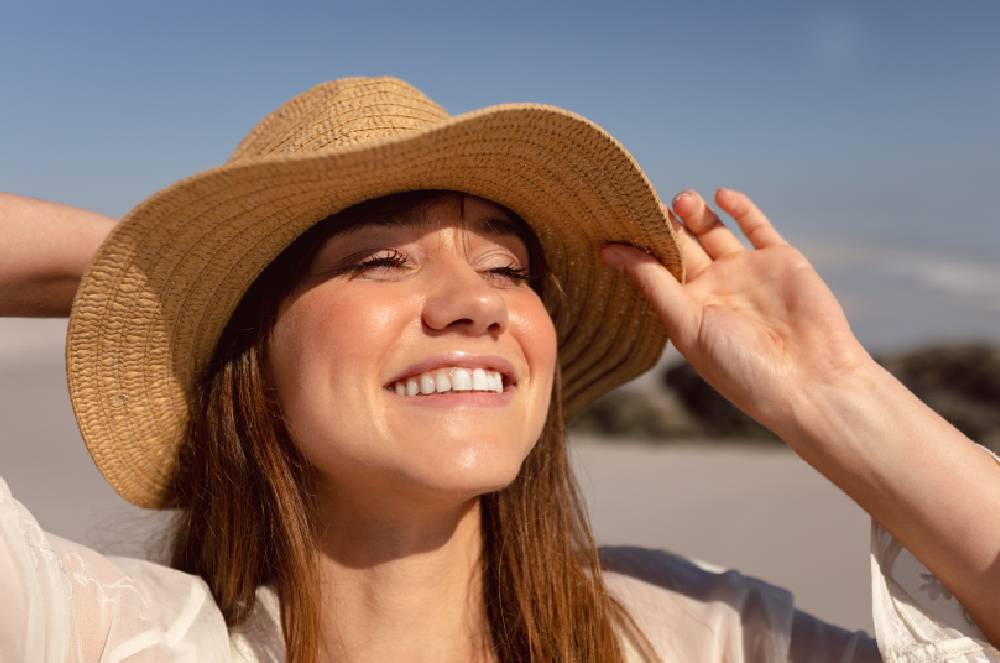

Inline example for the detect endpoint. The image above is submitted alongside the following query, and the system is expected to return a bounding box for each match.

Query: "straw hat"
[65,75,685,509]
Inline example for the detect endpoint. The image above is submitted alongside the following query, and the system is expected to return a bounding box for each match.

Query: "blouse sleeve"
[600,545,880,662]
[0,475,230,662]
[870,444,1000,662]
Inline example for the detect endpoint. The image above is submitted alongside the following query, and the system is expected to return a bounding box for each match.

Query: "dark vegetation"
[570,342,1000,451]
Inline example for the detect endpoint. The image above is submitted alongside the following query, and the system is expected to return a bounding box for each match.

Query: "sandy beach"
[0,318,874,635]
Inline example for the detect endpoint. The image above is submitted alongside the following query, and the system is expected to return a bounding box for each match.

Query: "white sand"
[571,438,873,633]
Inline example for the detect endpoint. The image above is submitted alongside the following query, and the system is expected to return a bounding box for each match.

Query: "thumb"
[600,244,699,348]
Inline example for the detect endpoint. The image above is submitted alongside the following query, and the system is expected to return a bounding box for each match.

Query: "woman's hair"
[165,189,655,663]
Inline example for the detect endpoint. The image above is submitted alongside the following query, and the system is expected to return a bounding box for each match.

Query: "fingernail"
[600,246,627,270]
[674,190,692,205]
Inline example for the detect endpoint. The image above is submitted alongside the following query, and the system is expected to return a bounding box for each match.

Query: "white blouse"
[1,452,998,662]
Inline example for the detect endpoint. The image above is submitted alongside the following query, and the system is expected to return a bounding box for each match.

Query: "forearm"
[780,360,1000,647]
[0,192,115,317]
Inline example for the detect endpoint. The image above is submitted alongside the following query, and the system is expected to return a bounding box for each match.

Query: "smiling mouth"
[385,366,514,396]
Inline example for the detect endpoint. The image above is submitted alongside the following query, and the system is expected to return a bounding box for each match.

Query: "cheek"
[511,295,559,419]
[274,287,397,370]
[522,296,558,371]
[269,287,408,447]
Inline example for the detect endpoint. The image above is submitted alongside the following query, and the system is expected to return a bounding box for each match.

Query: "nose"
[422,261,509,337]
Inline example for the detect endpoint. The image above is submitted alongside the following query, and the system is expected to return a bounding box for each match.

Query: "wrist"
[779,355,895,467]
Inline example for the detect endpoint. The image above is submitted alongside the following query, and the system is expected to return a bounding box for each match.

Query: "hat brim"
[66,102,684,509]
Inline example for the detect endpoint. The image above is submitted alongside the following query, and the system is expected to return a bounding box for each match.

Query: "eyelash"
[352,250,531,284]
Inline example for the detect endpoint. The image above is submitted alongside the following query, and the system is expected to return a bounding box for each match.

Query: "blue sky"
[3,0,999,353]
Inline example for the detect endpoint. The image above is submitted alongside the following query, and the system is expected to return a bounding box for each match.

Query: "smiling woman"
[167,188,640,661]
[3,75,1000,663]
[268,192,557,505]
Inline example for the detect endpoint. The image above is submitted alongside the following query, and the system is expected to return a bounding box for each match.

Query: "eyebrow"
[300,202,547,294]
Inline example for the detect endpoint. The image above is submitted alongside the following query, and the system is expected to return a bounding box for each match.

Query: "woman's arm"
[785,357,1000,648]
[600,188,1000,647]
[0,192,115,317]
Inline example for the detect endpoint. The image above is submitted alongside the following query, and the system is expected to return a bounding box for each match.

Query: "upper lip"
[385,352,519,388]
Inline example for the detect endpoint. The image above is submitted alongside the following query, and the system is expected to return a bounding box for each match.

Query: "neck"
[313,493,494,663]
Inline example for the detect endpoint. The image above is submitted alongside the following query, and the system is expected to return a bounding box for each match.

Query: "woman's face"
[269,194,558,510]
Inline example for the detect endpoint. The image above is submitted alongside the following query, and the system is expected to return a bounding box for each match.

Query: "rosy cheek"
[296,294,365,360]
[349,300,401,331]
[267,326,303,424]
[292,286,413,379]
[512,298,558,371]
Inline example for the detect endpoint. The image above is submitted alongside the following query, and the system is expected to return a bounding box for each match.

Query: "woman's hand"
[600,188,874,436]
[604,188,1000,648]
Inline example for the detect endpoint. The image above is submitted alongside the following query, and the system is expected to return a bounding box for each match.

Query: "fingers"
[664,202,714,279]
[599,243,700,349]
[714,188,788,250]
[672,190,745,260]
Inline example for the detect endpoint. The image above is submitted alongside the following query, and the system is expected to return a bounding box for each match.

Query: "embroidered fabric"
[1,452,997,662]
[868,445,1000,662]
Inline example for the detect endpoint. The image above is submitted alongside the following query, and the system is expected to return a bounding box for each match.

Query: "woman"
[2,76,998,662]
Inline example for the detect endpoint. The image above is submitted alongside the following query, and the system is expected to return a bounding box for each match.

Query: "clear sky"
[3,0,999,353]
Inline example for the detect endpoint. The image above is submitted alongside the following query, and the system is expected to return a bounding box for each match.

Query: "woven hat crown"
[230,77,450,162]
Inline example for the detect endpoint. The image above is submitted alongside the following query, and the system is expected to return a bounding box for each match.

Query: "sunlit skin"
[267,194,556,662]
[262,185,1000,662]
[9,176,1000,656]
[602,187,1000,648]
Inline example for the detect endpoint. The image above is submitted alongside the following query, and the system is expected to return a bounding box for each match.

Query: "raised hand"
[600,188,874,436]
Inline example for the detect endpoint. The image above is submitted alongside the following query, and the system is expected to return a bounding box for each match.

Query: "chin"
[408,438,531,502]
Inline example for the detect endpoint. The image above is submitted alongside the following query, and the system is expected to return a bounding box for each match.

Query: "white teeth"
[434,369,451,393]
[452,367,472,391]
[391,367,509,396]
[471,368,489,391]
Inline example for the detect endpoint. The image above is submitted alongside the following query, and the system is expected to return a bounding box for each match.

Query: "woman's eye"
[341,251,530,285]
[485,264,532,285]
[351,250,408,275]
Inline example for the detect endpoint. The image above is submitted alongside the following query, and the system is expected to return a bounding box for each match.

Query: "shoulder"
[600,545,881,663]
[599,544,795,619]
[598,545,796,662]
[0,476,237,660]
[105,552,286,662]
[45,534,238,660]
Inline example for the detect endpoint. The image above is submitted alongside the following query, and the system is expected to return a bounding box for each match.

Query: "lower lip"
[385,387,516,408]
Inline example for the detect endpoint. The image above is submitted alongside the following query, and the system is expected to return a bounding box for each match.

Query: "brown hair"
[166,190,656,662]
